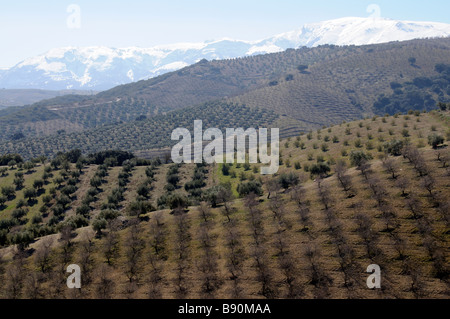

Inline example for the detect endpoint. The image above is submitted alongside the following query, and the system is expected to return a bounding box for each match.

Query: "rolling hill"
[0,89,96,109]
[1,38,450,159]
[0,110,448,299]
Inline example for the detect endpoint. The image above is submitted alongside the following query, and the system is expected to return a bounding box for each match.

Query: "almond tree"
[123,220,146,284]
[95,264,116,299]
[224,220,245,298]
[335,160,354,195]
[102,219,121,265]
[147,212,167,298]
[304,244,332,299]
[173,210,191,298]
[382,157,400,179]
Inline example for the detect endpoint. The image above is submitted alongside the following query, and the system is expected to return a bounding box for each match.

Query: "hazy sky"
[1,0,450,68]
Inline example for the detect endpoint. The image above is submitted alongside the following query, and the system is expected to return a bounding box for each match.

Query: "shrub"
[33,179,44,190]
[11,207,27,219]
[90,176,103,189]
[166,193,189,210]
[309,162,331,178]
[428,134,444,149]
[0,195,6,207]
[279,172,299,190]
[402,129,410,137]
[76,204,91,218]
[237,181,263,197]
[24,187,37,201]
[136,184,150,198]
[166,174,180,186]
[383,140,404,156]
[98,209,120,221]
[128,200,155,217]
[61,185,77,197]
[31,214,43,225]
[221,164,231,176]
[92,218,107,236]
[1,186,15,199]
[57,194,72,208]
[52,205,65,217]
[204,185,232,207]
[65,215,89,229]
[350,150,373,167]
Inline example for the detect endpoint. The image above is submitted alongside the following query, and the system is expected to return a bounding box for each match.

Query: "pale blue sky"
[1,0,449,68]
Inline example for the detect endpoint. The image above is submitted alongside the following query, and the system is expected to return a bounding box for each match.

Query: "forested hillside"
[1,37,450,156]
[0,102,284,160]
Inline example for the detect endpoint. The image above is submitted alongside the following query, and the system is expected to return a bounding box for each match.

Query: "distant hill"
[1,38,450,158]
[0,89,96,108]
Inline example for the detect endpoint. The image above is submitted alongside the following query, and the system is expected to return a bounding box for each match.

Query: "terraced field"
[0,110,448,299]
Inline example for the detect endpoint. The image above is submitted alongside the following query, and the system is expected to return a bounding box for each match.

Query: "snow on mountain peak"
[2,17,450,90]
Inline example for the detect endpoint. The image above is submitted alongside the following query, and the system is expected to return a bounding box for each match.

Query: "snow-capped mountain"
[2,17,450,91]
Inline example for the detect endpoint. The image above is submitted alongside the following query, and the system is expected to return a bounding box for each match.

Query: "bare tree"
[268,196,291,230]
[149,211,167,259]
[290,185,307,206]
[124,220,145,283]
[396,176,410,197]
[102,220,121,265]
[304,244,332,299]
[357,160,372,180]
[274,230,303,298]
[379,203,398,232]
[382,157,400,179]
[147,212,167,299]
[198,202,213,224]
[404,145,429,176]
[436,199,450,226]
[355,213,382,261]
[23,272,44,299]
[420,175,436,197]
[147,252,164,299]
[221,201,237,223]
[405,196,423,219]
[402,260,426,299]
[224,221,246,298]
[435,148,449,168]
[335,160,354,195]
[34,237,54,274]
[59,224,75,265]
[391,232,408,260]
[266,177,281,199]
[297,204,313,232]
[173,212,191,298]
[317,181,333,210]
[251,245,277,299]
[95,264,116,299]
[4,261,24,299]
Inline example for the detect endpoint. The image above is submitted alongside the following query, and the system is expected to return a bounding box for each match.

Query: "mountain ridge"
[2,17,450,90]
